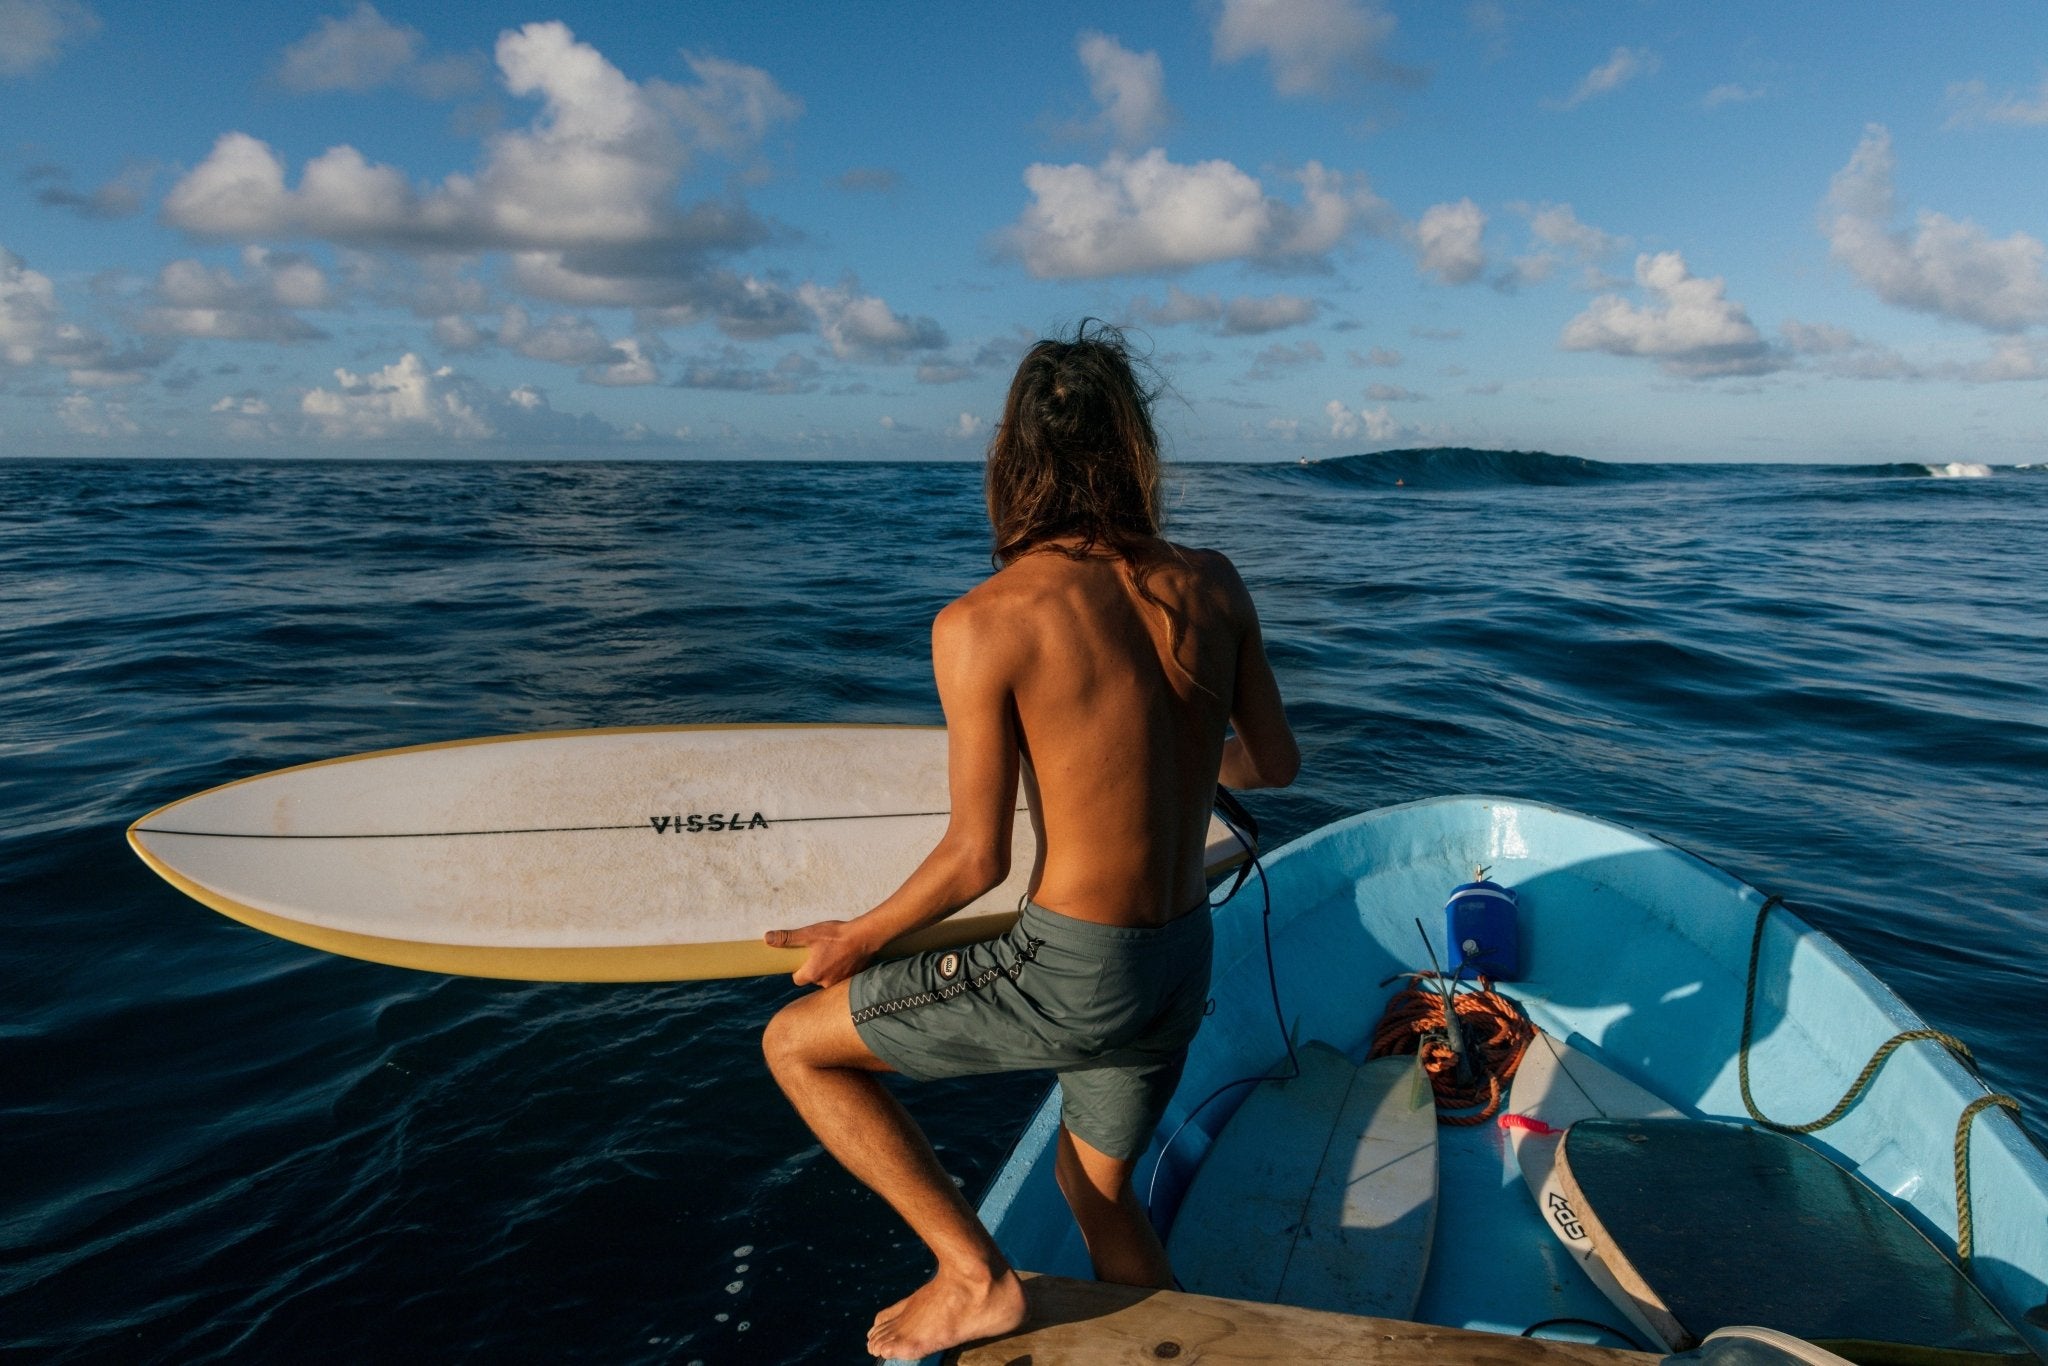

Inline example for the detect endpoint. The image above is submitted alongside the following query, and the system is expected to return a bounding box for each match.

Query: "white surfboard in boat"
[128,724,1250,982]
[1168,1046,1437,1319]
[1505,1029,1681,1349]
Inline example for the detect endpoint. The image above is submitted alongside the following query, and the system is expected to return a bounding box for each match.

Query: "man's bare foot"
[866,1264,1027,1361]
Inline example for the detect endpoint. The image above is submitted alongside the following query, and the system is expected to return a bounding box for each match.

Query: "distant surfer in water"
[763,322,1299,1360]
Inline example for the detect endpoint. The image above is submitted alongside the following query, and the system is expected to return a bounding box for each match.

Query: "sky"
[2,0,2046,462]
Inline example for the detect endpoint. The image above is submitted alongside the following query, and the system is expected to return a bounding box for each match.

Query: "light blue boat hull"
[977,796,2048,1356]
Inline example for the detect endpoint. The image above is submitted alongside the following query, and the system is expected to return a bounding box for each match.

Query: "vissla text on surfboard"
[649,813,771,833]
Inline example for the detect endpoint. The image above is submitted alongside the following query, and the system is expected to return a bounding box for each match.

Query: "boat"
[967,797,2048,1362]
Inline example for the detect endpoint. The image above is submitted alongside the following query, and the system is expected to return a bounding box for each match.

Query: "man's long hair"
[985,323,1212,694]
[985,321,1163,566]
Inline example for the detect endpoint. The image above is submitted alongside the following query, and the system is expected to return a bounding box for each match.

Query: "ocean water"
[3,451,2044,1363]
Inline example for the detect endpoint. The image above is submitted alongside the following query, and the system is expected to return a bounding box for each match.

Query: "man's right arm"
[1215,556,1299,791]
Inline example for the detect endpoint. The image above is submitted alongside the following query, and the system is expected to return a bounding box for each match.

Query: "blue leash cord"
[1143,791,1301,1221]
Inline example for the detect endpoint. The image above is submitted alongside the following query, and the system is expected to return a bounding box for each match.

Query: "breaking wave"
[1262,446,1679,490]
[1252,449,2027,489]
[1818,461,2002,479]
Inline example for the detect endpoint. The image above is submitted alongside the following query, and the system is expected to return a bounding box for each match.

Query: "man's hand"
[765,920,877,988]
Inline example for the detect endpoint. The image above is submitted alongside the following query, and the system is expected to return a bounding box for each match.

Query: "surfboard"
[128,724,1251,983]
[1556,1117,2033,1360]
[1505,1030,1682,1347]
[1167,1045,1437,1318]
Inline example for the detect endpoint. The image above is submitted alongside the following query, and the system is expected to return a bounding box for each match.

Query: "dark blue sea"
[4,451,2045,1363]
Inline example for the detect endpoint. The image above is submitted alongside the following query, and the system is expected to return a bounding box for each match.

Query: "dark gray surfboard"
[1555,1117,2031,1363]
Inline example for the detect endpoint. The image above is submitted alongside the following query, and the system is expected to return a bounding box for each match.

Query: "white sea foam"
[1926,462,1993,478]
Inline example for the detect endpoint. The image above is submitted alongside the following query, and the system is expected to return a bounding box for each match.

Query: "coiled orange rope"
[1369,974,1537,1125]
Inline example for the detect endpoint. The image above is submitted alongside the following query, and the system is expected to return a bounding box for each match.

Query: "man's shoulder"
[1167,541,1238,580]
[1160,542,1250,608]
[933,572,1023,640]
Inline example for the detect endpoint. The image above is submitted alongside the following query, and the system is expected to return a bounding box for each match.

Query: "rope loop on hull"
[1738,893,2024,1268]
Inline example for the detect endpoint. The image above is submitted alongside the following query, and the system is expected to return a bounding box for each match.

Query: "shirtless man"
[762,326,1298,1361]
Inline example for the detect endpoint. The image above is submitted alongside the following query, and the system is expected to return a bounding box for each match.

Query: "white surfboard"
[1168,1046,1437,1318]
[1505,1030,1682,1347]
[128,725,1250,982]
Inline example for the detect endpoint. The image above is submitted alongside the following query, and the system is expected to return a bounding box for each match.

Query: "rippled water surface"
[3,453,2044,1362]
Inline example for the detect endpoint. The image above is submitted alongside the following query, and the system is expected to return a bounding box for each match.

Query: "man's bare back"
[946,536,1291,928]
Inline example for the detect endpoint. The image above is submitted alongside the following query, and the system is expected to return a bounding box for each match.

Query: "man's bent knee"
[761,1001,799,1074]
[761,983,889,1079]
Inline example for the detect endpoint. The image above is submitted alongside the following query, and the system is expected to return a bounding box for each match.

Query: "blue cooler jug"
[1445,876,1520,980]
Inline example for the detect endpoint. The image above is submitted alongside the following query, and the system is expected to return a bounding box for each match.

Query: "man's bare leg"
[1052,1124,1174,1287]
[762,984,1027,1359]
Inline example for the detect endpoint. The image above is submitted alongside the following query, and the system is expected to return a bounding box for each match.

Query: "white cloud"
[432,313,493,352]
[1777,318,2048,384]
[1963,336,2048,381]
[1778,319,1861,355]
[1126,287,1318,334]
[0,0,97,77]
[836,166,901,194]
[1703,83,1766,109]
[275,4,420,93]
[1224,293,1317,334]
[62,351,159,388]
[1415,198,1486,284]
[1324,398,1402,442]
[56,392,138,437]
[951,412,987,440]
[137,249,331,341]
[499,304,617,365]
[1944,76,2048,128]
[1366,382,1423,401]
[659,51,804,157]
[0,246,58,366]
[1499,202,1626,290]
[795,279,945,360]
[1560,250,1782,378]
[167,23,796,267]
[1500,254,1556,288]
[1350,346,1402,367]
[1212,0,1416,97]
[1006,151,1389,278]
[165,23,811,326]
[1078,31,1169,149]
[1822,125,2048,333]
[1247,339,1324,378]
[495,307,665,383]
[1127,284,1223,327]
[1551,47,1657,109]
[26,160,152,219]
[581,336,659,386]
[1524,202,1625,259]
[1778,318,1920,380]
[303,353,490,438]
[673,346,819,393]
[1,245,167,386]
[300,352,614,441]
